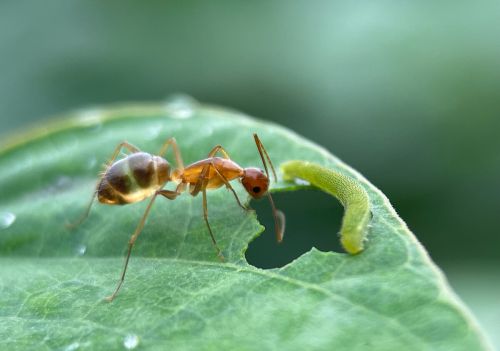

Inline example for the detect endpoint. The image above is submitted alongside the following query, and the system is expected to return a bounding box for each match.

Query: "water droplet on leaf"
[0,212,16,229]
[63,342,80,351]
[76,244,87,256]
[123,334,139,350]
[293,178,310,186]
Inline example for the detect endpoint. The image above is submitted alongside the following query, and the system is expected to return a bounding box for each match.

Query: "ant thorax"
[177,157,244,189]
[97,152,170,205]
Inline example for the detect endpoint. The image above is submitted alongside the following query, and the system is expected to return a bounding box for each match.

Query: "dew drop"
[293,178,311,186]
[76,244,87,256]
[164,94,197,119]
[0,212,16,229]
[123,334,139,350]
[63,342,80,351]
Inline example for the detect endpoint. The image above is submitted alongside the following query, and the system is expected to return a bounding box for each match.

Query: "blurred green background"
[0,1,498,346]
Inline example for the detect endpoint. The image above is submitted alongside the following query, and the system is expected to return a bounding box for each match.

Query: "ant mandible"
[69,134,285,301]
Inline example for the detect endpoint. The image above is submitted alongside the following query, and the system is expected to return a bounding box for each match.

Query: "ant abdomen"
[98,152,170,205]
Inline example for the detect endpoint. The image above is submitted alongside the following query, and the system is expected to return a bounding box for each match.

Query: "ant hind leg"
[105,190,159,302]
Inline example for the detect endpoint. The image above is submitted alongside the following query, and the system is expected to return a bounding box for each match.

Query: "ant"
[69,134,285,301]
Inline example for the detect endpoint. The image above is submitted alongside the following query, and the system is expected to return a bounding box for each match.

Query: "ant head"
[242,167,269,199]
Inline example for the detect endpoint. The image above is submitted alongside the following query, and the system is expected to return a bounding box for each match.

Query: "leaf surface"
[0,98,491,350]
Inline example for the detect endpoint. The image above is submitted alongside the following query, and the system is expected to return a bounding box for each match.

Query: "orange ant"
[69,134,285,301]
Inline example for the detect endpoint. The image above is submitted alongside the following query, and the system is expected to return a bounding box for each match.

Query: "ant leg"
[158,137,184,171]
[105,190,160,302]
[190,163,210,197]
[190,144,232,196]
[158,189,180,200]
[187,167,224,260]
[106,141,141,166]
[175,182,187,194]
[207,145,247,208]
[204,145,247,210]
[67,141,140,229]
[209,159,246,210]
[206,145,231,159]
[202,188,225,261]
[190,145,238,259]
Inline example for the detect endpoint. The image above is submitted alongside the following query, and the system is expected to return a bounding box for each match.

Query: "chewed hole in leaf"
[246,189,344,269]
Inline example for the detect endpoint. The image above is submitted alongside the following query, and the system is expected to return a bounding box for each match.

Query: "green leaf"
[0,97,492,350]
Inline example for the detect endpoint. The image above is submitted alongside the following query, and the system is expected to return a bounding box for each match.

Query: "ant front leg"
[67,141,140,229]
[209,159,246,211]
[198,145,246,210]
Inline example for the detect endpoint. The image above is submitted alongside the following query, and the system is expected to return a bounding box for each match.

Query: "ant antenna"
[253,133,277,182]
[253,133,285,242]
[267,192,286,243]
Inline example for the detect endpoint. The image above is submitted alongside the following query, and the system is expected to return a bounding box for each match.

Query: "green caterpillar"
[281,161,371,254]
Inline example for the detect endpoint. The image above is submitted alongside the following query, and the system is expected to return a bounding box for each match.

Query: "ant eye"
[252,186,261,194]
